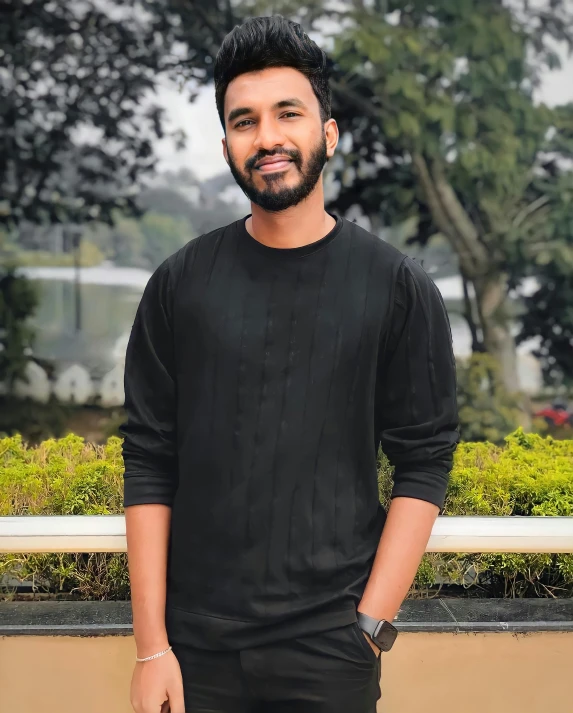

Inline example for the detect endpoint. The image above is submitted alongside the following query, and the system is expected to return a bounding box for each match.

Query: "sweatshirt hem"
[165,599,359,651]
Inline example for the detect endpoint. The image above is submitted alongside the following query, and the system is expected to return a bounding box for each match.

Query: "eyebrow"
[227,98,308,125]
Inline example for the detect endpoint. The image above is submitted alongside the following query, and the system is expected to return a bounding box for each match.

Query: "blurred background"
[1,0,572,445]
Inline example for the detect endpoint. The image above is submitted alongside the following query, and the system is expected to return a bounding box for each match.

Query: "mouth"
[255,157,293,173]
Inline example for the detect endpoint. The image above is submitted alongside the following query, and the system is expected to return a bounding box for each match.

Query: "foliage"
[1,430,573,600]
[328,1,573,236]
[0,433,128,600]
[4,0,572,390]
[124,0,573,398]
[139,212,196,269]
[0,0,183,227]
[1,240,104,268]
[377,427,573,598]
[0,266,38,388]
[0,396,71,444]
[514,171,573,387]
[101,407,127,441]
[87,210,197,271]
[323,0,573,392]
[138,168,248,236]
[455,352,529,444]
[83,168,246,270]
[517,269,573,389]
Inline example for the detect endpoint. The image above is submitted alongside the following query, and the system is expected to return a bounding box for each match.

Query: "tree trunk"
[460,265,484,353]
[411,152,532,430]
[473,274,532,430]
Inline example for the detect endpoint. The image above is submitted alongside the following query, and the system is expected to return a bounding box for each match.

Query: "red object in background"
[533,407,573,427]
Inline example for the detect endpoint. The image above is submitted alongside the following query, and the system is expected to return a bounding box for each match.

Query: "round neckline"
[238,211,343,259]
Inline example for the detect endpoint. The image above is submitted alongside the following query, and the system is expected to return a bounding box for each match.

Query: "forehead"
[225,66,317,115]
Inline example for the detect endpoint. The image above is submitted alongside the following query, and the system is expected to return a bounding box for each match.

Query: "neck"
[245,184,336,249]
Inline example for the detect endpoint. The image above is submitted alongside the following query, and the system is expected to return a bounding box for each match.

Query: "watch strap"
[356,611,381,638]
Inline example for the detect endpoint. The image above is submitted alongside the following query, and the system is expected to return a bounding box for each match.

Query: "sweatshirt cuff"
[390,467,450,510]
[123,473,176,508]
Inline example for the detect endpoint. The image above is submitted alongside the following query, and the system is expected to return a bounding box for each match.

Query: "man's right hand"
[130,649,186,713]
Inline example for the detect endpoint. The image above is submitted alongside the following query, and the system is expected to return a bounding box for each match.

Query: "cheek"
[230,134,256,156]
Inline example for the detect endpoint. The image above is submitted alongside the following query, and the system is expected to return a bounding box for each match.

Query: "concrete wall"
[1,631,571,712]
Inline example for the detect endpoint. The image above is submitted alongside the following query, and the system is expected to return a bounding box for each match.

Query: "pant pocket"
[349,622,380,665]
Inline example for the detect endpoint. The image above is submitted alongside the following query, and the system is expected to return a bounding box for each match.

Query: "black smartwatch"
[357,611,398,652]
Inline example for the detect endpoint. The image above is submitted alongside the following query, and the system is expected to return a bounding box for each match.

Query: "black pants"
[171,622,382,712]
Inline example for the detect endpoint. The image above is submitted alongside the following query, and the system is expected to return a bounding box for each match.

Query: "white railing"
[1,515,573,553]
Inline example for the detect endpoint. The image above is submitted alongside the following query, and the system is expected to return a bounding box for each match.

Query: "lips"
[255,156,293,170]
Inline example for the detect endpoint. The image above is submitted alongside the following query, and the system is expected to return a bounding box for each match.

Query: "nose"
[253,115,287,153]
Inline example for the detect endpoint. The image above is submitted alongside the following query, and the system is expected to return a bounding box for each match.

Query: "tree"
[0,0,185,227]
[139,212,196,269]
[0,267,38,390]
[322,0,573,426]
[514,169,573,387]
[85,208,196,271]
[455,352,525,444]
[5,0,573,410]
[138,0,573,414]
[138,168,248,235]
[0,0,220,387]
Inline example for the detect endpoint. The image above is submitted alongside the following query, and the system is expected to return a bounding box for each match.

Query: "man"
[121,15,460,713]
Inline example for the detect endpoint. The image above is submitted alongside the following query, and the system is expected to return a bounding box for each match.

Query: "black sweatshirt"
[120,213,460,651]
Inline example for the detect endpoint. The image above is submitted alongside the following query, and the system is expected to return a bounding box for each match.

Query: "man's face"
[222,66,337,212]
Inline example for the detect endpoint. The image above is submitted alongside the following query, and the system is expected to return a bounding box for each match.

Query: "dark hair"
[214,15,332,131]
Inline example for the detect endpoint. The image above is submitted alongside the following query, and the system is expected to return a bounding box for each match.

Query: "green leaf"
[404,34,423,56]
[458,113,478,138]
[384,115,401,139]
[398,111,421,137]
[425,103,446,122]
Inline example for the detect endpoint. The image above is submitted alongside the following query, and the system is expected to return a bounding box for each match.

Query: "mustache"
[245,148,302,171]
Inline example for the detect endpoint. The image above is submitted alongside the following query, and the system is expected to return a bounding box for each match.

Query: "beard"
[226,133,329,213]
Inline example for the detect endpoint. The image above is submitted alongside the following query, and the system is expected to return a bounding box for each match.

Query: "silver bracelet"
[136,645,172,662]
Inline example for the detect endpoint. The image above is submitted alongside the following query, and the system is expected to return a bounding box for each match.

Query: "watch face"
[373,621,398,652]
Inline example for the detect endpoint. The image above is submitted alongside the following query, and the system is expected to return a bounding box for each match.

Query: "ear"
[324,118,339,159]
[222,137,229,165]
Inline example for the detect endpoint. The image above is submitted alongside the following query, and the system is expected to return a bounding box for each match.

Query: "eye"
[235,112,300,128]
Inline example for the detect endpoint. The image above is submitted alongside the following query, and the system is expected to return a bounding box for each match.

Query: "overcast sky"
[152,47,573,181]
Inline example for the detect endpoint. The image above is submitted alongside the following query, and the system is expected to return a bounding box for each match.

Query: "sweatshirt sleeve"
[376,256,460,511]
[119,259,178,508]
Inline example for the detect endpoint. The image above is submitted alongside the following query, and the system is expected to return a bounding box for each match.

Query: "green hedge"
[1,429,572,600]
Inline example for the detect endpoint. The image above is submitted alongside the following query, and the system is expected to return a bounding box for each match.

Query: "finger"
[167,690,186,713]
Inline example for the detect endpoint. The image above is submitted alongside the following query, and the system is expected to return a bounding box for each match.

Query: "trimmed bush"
[379,428,573,598]
[0,434,128,599]
[1,429,572,600]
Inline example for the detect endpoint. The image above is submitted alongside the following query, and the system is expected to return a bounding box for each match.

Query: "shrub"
[456,352,529,443]
[1,429,572,600]
[0,433,129,599]
[379,428,573,597]
[0,396,71,444]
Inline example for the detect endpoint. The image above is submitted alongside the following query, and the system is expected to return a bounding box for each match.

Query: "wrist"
[357,611,399,653]
[135,639,171,660]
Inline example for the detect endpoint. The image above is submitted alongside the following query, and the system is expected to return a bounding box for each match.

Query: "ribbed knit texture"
[120,213,460,650]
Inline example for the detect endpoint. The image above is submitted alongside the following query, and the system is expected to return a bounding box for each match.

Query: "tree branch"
[512,194,551,229]
[429,158,490,275]
[410,152,467,261]
[460,263,485,352]
[330,79,398,118]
